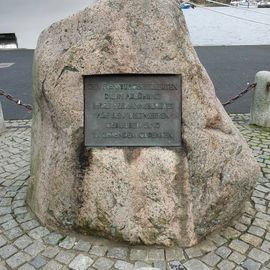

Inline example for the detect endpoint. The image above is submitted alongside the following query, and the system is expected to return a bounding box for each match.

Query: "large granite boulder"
[28,0,260,247]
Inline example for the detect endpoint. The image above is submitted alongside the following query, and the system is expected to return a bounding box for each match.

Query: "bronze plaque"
[84,74,181,147]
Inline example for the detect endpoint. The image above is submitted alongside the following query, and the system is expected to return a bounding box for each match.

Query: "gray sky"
[0,0,96,49]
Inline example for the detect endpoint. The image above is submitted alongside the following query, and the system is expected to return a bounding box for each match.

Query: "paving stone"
[55,250,76,264]
[239,215,253,225]
[242,258,261,270]
[14,235,33,249]
[14,206,28,215]
[61,267,71,270]
[266,232,270,241]
[42,260,63,270]
[240,233,263,247]
[73,239,91,252]
[134,268,160,270]
[3,226,23,240]
[5,252,31,268]
[114,260,133,270]
[248,247,270,263]
[43,232,63,245]
[69,254,94,270]
[252,218,269,229]
[215,246,232,258]
[0,207,11,216]
[229,239,249,254]
[1,219,18,230]
[233,222,248,232]
[0,236,7,248]
[134,261,152,269]
[14,192,27,201]
[30,255,47,268]
[28,226,50,240]
[217,259,235,270]
[248,225,266,237]
[166,248,185,261]
[20,220,40,231]
[184,259,210,270]
[89,245,108,256]
[197,239,217,253]
[16,213,32,224]
[253,190,265,198]
[261,240,270,253]
[255,204,267,212]
[0,215,13,224]
[0,265,7,270]
[107,247,128,260]
[201,252,221,266]
[92,257,114,270]
[228,251,246,264]
[130,249,148,261]
[12,199,26,208]
[185,247,203,258]
[58,236,76,249]
[148,249,165,261]
[221,227,241,240]
[0,198,12,207]
[256,185,270,193]
[153,261,166,270]
[168,260,186,270]
[2,189,16,197]
[41,246,60,258]
[24,240,46,256]
[0,244,18,259]
[256,212,270,222]
[18,263,36,270]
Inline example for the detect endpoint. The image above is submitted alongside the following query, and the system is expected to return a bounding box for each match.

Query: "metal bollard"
[0,101,5,133]
[250,71,270,127]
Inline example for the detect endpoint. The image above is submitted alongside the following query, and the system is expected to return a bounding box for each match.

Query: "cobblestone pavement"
[0,115,270,270]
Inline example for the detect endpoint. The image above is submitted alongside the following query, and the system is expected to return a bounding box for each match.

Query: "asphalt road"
[0,49,33,120]
[0,46,270,120]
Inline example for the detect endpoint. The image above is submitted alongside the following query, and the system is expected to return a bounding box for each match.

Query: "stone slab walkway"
[0,115,270,270]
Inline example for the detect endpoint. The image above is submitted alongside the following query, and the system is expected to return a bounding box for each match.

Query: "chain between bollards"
[222,83,257,107]
[0,82,258,111]
[0,89,32,111]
